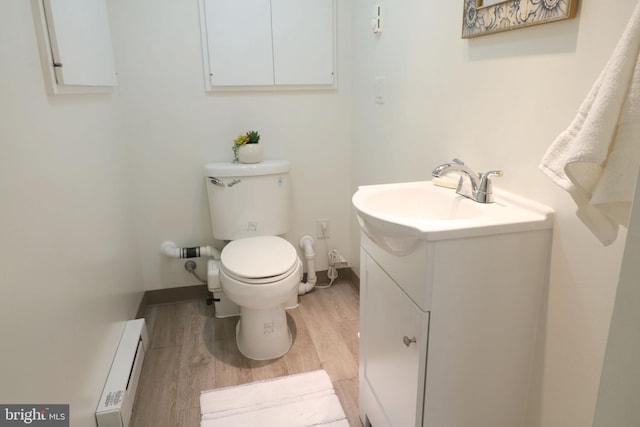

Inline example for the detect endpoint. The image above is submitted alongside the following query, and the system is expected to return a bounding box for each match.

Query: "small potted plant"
[233,130,262,164]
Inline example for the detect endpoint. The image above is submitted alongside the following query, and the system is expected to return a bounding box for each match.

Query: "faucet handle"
[481,170,503,180]
[452,158,465,166]
[477,170,503,203]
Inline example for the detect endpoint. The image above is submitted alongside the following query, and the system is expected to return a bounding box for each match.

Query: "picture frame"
[462,0,579,38]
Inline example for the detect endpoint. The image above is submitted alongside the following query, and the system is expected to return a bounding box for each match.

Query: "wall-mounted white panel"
[203,0,274,87]
[42,0,117,87]
[199,0,335,90]
[271,0,335,85]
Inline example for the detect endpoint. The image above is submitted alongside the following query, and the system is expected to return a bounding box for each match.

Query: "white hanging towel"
[539,1,640,245]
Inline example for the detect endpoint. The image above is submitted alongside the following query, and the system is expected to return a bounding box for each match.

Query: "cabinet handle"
[403,336,417,347]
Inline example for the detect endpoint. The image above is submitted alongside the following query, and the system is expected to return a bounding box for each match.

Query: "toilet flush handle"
[208,177,225,187]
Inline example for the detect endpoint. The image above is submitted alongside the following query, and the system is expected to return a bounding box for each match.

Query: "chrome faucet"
[431,158,503,203]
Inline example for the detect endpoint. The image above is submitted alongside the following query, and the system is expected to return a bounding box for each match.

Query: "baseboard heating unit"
[96,319,149,427]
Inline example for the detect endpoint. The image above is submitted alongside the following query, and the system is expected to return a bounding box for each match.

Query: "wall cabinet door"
[202,0,274,86]
[200,0,335,89]
[39,0,117,89]
[363,255,428,427]
[271,0,334,85]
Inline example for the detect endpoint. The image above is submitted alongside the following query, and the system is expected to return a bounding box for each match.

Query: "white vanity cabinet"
[359,228,552,427]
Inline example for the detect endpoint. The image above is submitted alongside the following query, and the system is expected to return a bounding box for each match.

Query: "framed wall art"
[462,0,579,38]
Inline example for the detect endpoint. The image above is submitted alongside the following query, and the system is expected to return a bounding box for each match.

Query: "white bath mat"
[200,370,349,427]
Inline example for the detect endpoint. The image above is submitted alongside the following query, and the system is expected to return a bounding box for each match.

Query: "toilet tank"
[204,160,291,240]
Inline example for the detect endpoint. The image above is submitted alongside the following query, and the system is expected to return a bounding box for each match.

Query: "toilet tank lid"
[205,160,290,177]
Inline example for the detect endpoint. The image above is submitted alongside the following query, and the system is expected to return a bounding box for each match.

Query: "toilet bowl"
[205,160,300,359]
[219,235,302,360]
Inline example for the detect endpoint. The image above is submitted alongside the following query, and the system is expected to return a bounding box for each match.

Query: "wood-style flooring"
[130,281,361,427]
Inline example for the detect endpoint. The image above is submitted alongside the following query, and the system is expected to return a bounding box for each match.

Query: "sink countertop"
[353,181,554,248]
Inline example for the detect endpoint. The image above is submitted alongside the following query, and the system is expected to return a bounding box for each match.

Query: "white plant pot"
[238,144,263,164]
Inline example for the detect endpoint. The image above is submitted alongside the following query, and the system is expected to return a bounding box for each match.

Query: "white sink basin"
[353,181,553,255]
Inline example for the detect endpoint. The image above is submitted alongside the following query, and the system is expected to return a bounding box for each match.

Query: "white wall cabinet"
[199,0,335,90]
[359,228,553,427]
[32,0,117,94]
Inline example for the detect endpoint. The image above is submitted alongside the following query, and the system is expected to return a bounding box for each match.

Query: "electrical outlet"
[317,218,330,239]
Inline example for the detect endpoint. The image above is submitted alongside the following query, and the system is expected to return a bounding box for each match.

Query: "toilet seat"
[221,236,299,285]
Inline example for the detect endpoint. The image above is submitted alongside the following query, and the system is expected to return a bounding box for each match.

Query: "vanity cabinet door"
[363,255,428,427]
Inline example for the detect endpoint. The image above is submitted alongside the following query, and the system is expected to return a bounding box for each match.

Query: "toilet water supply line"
[298,235,317,295]
[160,237,319,295]
[161,241,220,283]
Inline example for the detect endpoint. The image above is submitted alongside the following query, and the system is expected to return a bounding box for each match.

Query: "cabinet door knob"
[403,336,417,347]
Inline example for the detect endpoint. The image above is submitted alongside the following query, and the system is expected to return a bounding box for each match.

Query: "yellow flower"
[234,134,249,145]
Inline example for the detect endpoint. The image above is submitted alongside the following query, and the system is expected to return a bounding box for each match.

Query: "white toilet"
[204,160,302,360]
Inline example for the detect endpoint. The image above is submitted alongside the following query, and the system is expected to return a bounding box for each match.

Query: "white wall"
[350,0,635,426]
[0,1,144,425]
[108,0,353,290]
